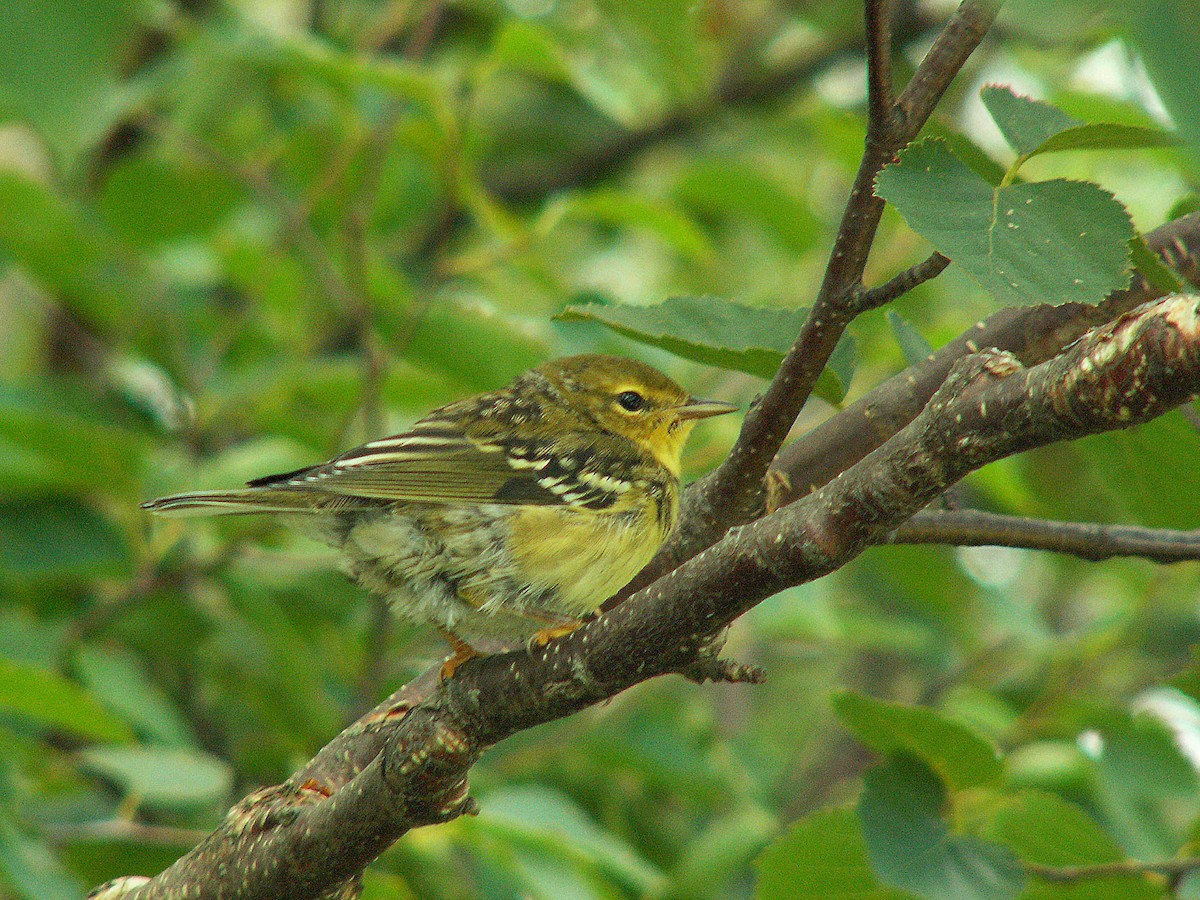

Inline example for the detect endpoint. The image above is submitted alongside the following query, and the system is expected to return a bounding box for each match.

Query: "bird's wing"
[247,418,622,509]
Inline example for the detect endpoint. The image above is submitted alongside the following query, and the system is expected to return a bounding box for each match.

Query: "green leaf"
[833,692,1002,790]
[982,85,1083,158]
[473,785,665,895]
[487,21,573,86]
[1034,123,1177,156]
[674,160,821,252]
[1129,234,1183,293]
[78,746,233,809]
[406,298,550,392]
[754,806,907,900]
[859,755,1024,900]
[887,311,935,366]
[74,647,194,748]
[559,297,801,378]
[0,809,85,900]
[0,0,141,169]
[0,655,133,743]
[0,173,157,330]
[875,139,1134,306]
[981,85,1174,164]
[1091,713,1200,859]
[986,791,1164,899]
[0,384,146,496]
[0,500,130,584]
[557,296,855,403]
[559,190,714,263]
[1121,1,1200,171]
[660,806,778,900]
[98,153,243,248]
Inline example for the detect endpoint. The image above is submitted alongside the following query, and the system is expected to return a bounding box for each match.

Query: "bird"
[142,354,736,677]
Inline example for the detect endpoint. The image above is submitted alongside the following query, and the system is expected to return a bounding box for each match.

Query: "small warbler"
[143,355,735,676]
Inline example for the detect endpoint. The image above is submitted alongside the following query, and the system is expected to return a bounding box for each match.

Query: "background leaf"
[833,692,1003,790]
[0,656,133,743]
[859,755,1024,900]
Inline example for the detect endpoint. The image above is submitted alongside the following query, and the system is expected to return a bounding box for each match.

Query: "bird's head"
[538,355,737,474]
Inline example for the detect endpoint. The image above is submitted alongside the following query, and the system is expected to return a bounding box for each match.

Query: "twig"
[1026,856,1200,884]
[893,507,1200,563]
[854,251,951,312]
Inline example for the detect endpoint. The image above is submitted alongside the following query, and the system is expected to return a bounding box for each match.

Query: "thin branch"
[866,0,897,127]
[96,294,1200,899]
[895,0,1000,130]
[1026,856,1200,883]
[854,251,951,312]
[893,507,1200,563]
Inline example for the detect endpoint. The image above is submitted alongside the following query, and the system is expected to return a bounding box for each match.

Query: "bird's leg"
[530,621,583,646]
[523,609,592,650]
[437,628,480,679]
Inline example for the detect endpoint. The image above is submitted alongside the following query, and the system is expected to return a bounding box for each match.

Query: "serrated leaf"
[875,139,1133,306]
[982,85,1083,158]
[981,85,1175,166]
[0,656,133,743]
[754,807,907,900]
[887,311,935,366]
[557,297,855,403]
[1036,123,1176,156]
[834,692,1002,790]
[79,746,233,809]
[860,755,1024,900]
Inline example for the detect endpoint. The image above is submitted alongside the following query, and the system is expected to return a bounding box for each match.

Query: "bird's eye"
[616,390,646,412]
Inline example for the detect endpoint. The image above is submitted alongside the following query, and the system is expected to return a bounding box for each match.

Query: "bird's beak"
[676,398,738,420]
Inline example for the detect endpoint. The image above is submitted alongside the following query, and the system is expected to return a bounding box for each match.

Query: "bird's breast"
[509,489,674,616]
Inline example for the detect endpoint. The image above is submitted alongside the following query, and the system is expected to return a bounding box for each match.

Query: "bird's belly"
[338,503,663,645]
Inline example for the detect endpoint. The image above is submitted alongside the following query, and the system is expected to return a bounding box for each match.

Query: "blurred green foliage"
[1,0,1200,897]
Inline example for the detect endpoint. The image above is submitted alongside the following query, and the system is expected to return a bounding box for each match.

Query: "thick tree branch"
[95,295,1200,898]
[893,507,1200,563]
[618,0,1002,599]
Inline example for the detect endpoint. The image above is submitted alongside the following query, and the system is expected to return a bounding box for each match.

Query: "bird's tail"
[141,488,322,517]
